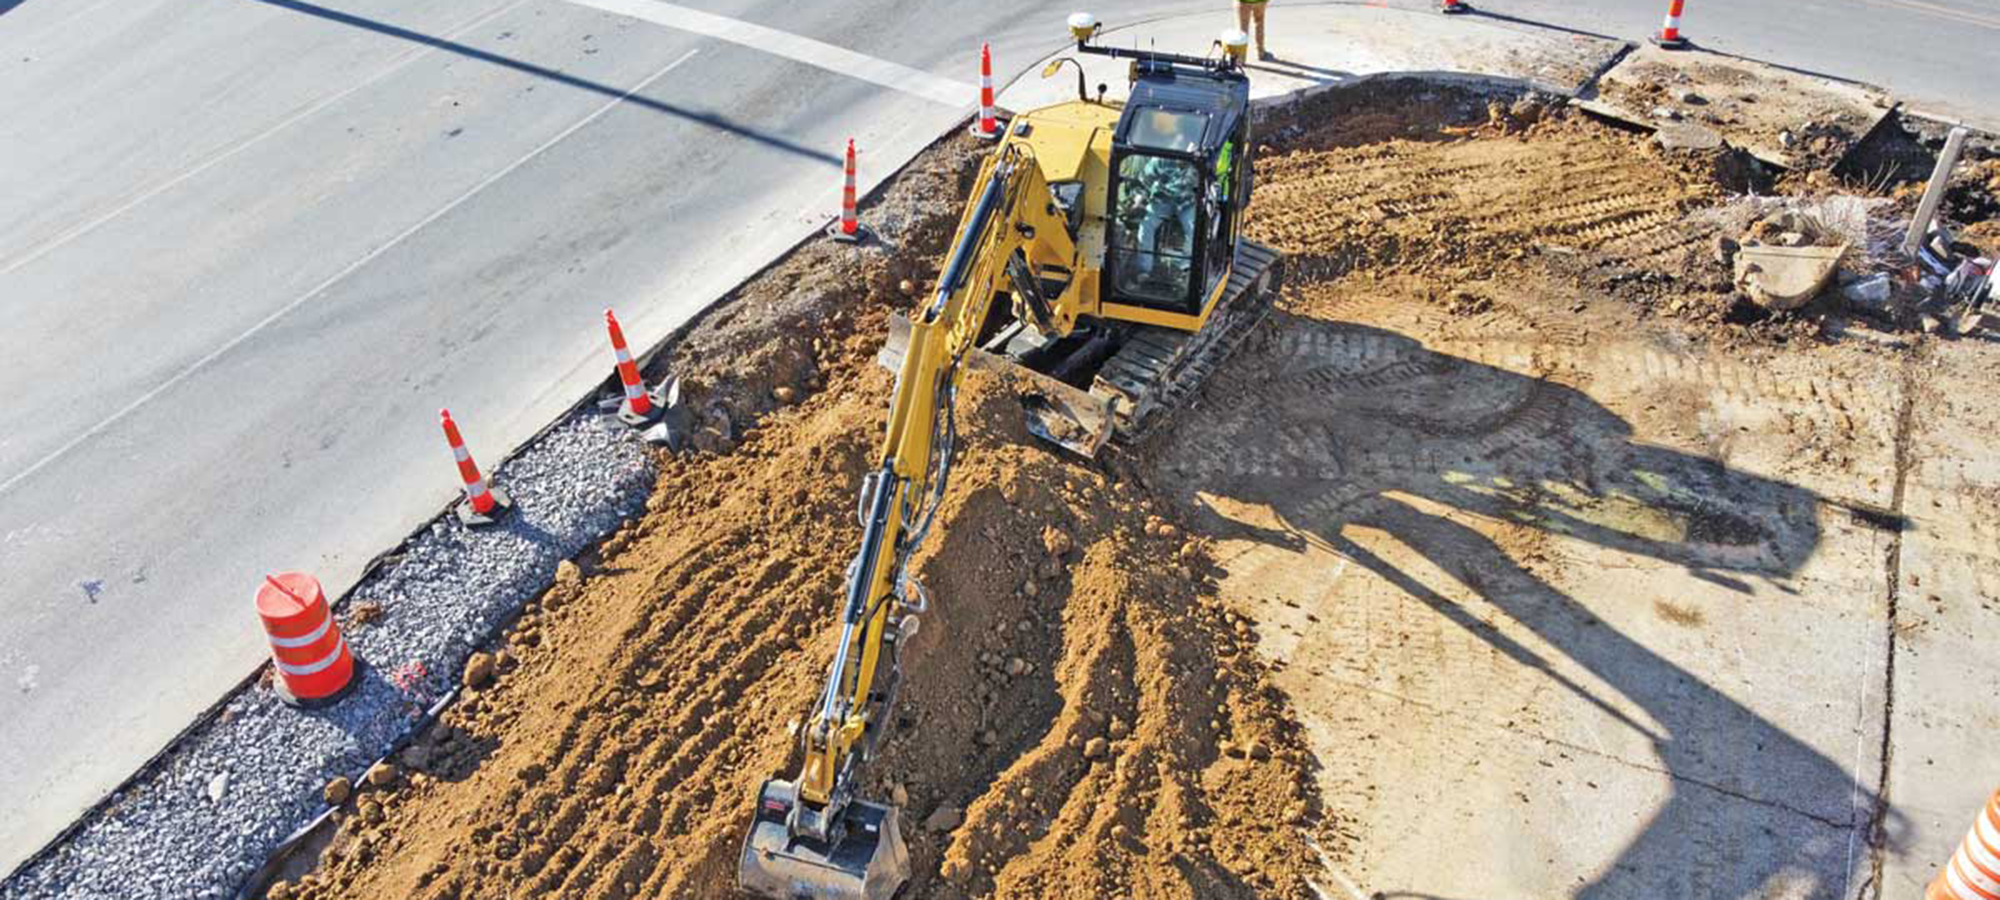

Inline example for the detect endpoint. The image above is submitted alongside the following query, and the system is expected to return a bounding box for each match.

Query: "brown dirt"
[277,128,1324,900]
[271,80,1882,900]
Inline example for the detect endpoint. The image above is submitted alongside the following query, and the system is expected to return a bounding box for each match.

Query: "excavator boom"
[740,17,1279,899]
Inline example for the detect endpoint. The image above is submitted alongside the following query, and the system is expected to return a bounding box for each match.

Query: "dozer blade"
[879,314,1113,457]
[739,780,911,900]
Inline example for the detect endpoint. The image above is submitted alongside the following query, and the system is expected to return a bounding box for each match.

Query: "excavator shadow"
[1155,308,1909,899]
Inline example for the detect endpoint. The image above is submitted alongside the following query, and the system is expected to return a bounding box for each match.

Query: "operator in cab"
[1119,108,1207,292]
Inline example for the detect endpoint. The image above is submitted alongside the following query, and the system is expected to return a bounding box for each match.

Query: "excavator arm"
[740,144,1084,900]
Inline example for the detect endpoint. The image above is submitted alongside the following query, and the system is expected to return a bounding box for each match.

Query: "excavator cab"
[1107,56,1252,316]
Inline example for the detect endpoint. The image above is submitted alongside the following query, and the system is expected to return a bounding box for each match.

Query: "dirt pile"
[275,130,1323,900]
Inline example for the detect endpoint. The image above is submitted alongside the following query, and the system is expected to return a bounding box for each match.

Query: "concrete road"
[0,0,1986,877]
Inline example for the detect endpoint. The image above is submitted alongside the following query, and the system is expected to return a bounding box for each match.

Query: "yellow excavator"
[738,13,1283,898]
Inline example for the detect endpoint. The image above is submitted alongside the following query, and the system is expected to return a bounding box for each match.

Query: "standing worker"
[1235,0,1272,60]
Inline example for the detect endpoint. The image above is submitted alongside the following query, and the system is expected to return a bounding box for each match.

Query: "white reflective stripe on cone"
[453,445,470,461]
[625,382,645,399]
[615,347,633,363]
[466,478,488,496]
[1968,814,2000,888]
[1948,852,2000,900]
[266,613,333,649]
[276,636,347,676]
[1664,14,1679,27]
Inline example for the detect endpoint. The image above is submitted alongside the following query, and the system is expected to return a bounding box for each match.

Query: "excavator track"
[1092,239,1284,441]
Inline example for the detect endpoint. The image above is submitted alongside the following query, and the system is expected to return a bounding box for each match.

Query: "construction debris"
[1734,242,1847,310]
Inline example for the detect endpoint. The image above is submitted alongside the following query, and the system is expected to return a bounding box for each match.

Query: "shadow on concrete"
[1245,58,1354,85]
[1458,6,1628,44]
[1158,312,1910,898]
[244,0,841,166]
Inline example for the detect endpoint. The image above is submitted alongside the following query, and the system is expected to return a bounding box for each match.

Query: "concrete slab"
[1192,290,1904,900]
[1735,243,1850,312]
[997,5,1628,112]
[1876,337,2000,898]
[1579,44,1894,169]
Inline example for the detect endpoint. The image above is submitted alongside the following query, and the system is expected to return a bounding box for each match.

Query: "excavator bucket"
[739,780,911,900]
[879,314,1113,457]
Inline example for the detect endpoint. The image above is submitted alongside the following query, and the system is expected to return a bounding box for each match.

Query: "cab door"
[1106,148,1206,314]
[1198,119,1248,308]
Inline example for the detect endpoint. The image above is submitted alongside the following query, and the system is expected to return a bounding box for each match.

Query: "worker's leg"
[1236,1,1251,36]
[1252,3,1268,56]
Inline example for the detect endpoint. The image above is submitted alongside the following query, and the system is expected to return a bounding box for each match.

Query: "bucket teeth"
[739,781,910,900]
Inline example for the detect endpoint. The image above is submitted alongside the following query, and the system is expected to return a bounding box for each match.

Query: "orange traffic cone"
[970,43,1002,138]
[1652,0,1690,48]
[257,572,357,708]
[605,308,663,427]
[440,408,511,527]
[1927,789,2000,900]
[1439,0,1470,14]
[826,138,870,244]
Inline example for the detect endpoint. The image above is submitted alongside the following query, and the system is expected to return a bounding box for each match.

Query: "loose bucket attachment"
[879,313,1113,457]
[739,780,911,900]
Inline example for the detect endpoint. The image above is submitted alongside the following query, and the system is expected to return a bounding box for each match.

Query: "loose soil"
[274,78,1955,900]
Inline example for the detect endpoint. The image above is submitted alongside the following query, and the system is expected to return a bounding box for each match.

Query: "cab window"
[1111,153,1200,305]
[1126,109,1209,153]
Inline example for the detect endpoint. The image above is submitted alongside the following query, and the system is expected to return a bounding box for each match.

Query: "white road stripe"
[0,48,702,500]
[555,0,970,107]
[0,0,532,278]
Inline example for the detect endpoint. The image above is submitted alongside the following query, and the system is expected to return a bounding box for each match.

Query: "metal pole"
[1904,126,1970,258]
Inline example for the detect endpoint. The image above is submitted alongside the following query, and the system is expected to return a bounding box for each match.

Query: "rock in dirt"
[399,744,431,771]
[206,772,229,804]
[324,776,352,806]
[1840,273,1895,313]
[1042,526,1072,558]
[1083,736,1109,760]
[925,804,964,833]
[365,762,398,788]
[463,652,495,690]
[349,600,384,626]
[890,783,909,806]
[772,386,797,404]
[1654,122,1724,153]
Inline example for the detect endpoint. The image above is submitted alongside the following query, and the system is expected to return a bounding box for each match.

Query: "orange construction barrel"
[256,572,357,708]
[1929,789,2000,900]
